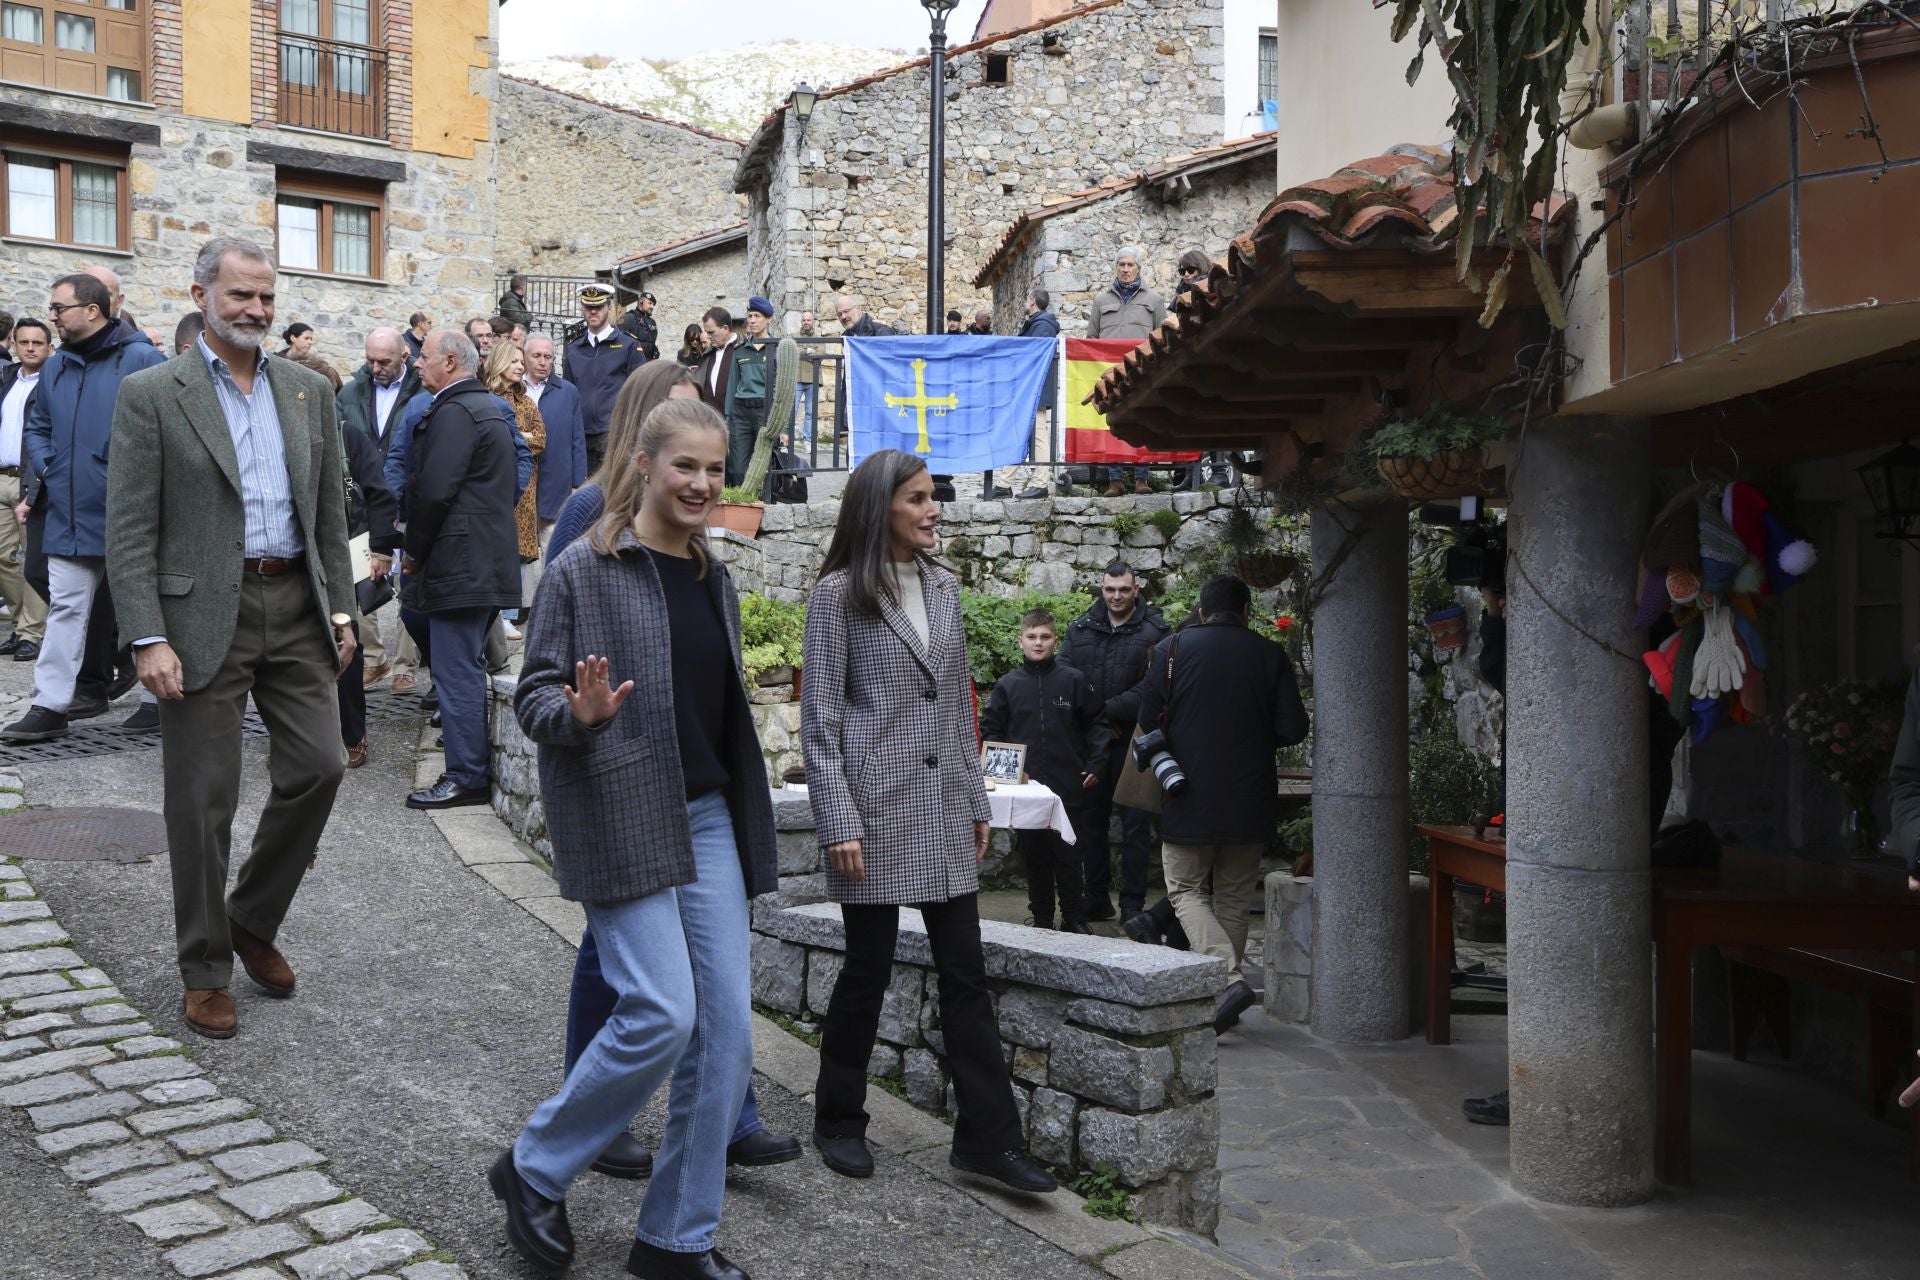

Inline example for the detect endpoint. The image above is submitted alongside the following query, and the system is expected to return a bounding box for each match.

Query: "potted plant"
[1367,405,1507,503]
[738,595,806,699]
[1220,502,1296,588]
[715,485,764,538]
[1783,680,1906,855]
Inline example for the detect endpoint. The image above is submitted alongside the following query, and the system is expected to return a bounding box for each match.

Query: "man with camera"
[1135,574,1308,1033]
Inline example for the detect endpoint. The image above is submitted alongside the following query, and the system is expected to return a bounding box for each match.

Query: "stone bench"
[754,792,1224,1233]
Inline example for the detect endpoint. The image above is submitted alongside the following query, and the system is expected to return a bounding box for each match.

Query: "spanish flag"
[1062,337,1201,465]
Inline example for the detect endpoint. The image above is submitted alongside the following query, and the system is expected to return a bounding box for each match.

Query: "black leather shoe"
[1057,916,1092,935]
[1082,899,1116,922]
[591,1131,654,1179]
[121,702,160,732]
[1214,979,1256,1035]
[1463,1088,1511,1126]
[980,485,1012,500]
[487,1149,573,1278]
[10,639,37,662]
[726,1128,802,1167]
[0,705,67,743]
[1016,487,1047,500]
[65,695,108,721]
[626,1240,748,1280]
[813,1131,874,1179]
[949,1149,1057,1193]
[0,633,19,655]
[1122,912,1160,945]
[406,775,490,810]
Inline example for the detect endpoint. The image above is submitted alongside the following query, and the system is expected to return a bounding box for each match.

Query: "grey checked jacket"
[801,558,992,906]
[515,529,777,904]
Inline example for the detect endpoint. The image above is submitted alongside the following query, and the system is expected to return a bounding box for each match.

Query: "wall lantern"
[1858,439,1920,552]
[788,83,818,138]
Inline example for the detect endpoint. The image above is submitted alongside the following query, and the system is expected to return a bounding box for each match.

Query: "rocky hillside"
[505,42,912,139]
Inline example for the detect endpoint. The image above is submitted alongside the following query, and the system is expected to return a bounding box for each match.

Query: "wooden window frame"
[0,133,130,251]
[0,0,148,102]
[274,170,384,281]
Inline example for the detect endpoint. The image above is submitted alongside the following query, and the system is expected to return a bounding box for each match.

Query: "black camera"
[1131,729,1187,794]
[1420,499,1506,591]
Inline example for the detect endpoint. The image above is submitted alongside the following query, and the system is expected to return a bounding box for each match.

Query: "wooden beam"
[1165,373,1364,400]
[1140,390,1329,420]
[1225,312,1458,351]
[1286,250,1547,317]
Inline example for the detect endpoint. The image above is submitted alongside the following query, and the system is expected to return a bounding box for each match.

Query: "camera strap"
[1159,632,1180,731]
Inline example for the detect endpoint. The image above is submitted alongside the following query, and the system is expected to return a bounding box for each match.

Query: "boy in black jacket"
[980,609,1112,932]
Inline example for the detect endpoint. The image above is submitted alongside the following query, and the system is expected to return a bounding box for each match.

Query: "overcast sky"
[501,1,995,62]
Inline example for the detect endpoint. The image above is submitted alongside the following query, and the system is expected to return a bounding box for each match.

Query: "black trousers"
[1019,823,1084,925]
[815,895,1022,1160]
[336,620,364,748]
[584,435,606,477]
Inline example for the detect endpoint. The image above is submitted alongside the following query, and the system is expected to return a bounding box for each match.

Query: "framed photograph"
[980,741,1027,784]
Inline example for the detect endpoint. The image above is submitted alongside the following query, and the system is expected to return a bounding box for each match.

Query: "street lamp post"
[921,0,958,336]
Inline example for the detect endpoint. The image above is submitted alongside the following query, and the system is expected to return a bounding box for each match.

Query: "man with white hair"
[1086,247,1167,496]
[521,332,585,607]
[105,235,358,1039]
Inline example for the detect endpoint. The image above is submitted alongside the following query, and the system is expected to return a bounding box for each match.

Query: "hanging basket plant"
[1367,407,1507,503]
[1236,550,1298,589]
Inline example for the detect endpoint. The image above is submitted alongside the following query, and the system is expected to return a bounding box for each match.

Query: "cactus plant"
[741,337,799,497]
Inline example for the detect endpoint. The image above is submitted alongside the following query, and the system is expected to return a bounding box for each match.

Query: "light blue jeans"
[513,791,752,1252]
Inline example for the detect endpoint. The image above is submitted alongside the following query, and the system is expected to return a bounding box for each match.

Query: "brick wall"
[383,0,413,150]
[149,0,184,111]
[249,0,277,126]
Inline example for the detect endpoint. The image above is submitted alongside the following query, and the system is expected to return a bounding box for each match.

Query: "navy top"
[646,545,732,797]
[547,482,605,564]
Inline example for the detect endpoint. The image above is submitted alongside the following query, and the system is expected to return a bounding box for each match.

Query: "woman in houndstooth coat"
[801,449,1056,1194]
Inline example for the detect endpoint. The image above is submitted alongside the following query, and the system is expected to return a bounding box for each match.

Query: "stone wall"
[747,0,1227,332]
[710,489,1247,605]
[754,795,1224,1231]
[493,78,746,280]
[0,90,496,378]
[988,161,1275,337]
[641,244,752,346]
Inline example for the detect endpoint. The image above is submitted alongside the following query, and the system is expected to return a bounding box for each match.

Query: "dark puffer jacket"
[979,657,1112,800]
[1059,599,1171,728]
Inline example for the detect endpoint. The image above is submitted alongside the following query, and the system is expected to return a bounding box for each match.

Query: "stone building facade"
[733,0,1228,334]
[492,78,746,280]
[0,0,499,377]
[974,132,1276,335]
[609,225,751,350]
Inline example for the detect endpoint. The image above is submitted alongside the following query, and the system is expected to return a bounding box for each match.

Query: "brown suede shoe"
[229,918,295,997]
[391,672,416,694]
[361,662,392,689]
[345,739,369,769]
[184,987,237,1039]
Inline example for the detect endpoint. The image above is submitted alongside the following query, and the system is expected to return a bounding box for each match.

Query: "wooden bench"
[1722,945,1916,1119]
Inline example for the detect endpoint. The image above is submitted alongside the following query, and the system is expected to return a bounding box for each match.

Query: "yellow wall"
[180,0,251,124]
[412,0,493,160]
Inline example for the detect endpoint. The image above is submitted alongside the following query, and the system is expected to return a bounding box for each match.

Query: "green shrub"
[738,594,806,685]
[1366,405,1507,461]
[720,485,760,504]
[1407,730,1501,873]
[1147,508,1182,541]
[1110,511,1145,539]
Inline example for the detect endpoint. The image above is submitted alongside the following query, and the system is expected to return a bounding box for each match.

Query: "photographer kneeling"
[1137,575,1308,1033]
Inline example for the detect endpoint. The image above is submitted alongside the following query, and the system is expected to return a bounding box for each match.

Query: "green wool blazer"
[107,351,356,693]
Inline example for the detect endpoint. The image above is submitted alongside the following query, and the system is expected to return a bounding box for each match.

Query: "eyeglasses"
[46,302,95,318]
[1179,266,1203,276]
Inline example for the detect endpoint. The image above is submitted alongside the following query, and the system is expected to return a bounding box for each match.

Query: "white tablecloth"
[779,781,1077,844]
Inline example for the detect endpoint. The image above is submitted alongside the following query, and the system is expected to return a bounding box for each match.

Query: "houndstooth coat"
[801,558,991,906]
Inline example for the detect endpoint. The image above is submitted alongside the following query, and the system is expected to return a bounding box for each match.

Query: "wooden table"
[1419,828,1920,1183]
[1419,823,1507,1047]
[1653,847,1920,1183]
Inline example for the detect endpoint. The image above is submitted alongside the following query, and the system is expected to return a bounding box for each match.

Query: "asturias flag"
[1063,337,1200,465]
[846,336,1054,471]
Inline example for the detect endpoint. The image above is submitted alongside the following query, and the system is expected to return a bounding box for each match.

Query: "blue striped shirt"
[197,337,303,558]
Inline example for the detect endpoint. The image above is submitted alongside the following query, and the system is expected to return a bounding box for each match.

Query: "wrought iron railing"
[278,33,387,139]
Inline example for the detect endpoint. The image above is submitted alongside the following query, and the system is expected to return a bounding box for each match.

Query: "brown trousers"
[161,570,345,989]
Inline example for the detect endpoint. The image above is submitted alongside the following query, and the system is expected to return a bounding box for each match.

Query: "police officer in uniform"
[559,284,645,474]
[617,291,660,362]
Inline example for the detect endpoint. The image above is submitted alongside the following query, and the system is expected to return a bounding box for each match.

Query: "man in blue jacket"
[2,274,166,743]
[558,284,644,475]
[522,334,585,612]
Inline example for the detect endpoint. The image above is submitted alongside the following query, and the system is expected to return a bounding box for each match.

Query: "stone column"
[1309,500,1411,1043]
[1505,416,1654,1206]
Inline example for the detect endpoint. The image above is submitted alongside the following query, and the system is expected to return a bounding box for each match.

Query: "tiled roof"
[733,0,1124,192]
[502,76,746,147]
[971,131,1277,287]
[610,221,749,278]
[1088,143,1575,417]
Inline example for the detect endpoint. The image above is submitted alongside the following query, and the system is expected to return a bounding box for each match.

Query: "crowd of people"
[0,235,1303,1280]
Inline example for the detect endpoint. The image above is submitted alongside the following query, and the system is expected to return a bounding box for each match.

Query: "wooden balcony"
[278,33,386,140]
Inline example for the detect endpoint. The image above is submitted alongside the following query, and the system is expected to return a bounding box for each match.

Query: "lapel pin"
[298,391,307,401]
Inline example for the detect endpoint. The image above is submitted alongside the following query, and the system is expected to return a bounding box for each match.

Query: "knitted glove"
[1690,604,1746,699]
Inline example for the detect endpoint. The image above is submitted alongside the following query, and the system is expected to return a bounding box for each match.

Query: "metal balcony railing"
[279,33,387,139]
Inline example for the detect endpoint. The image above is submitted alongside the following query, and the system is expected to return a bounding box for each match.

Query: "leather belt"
[243,555,306,575]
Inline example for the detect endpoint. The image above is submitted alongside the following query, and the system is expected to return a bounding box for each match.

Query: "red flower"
[1274,616,1294,632]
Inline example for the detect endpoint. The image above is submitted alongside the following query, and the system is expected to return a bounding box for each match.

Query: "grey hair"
[1115,246,1142,264]
[425,328,480,375]
[1028,285,1050,311]
[193,237,276,289]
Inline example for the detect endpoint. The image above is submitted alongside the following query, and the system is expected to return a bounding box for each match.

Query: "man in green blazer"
[107,236,358,1041]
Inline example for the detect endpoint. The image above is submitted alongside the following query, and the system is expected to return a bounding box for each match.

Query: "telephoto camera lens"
[1131,729,1187,795]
